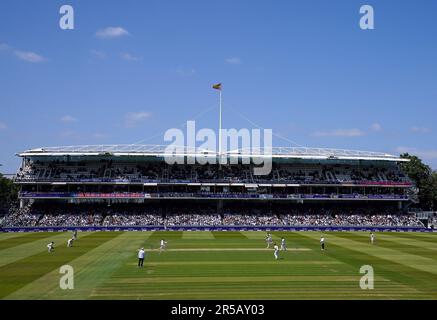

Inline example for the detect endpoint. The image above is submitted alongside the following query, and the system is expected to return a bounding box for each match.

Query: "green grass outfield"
[1,230,437,300]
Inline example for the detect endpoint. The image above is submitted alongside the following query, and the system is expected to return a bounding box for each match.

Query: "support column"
[217,199,223,213]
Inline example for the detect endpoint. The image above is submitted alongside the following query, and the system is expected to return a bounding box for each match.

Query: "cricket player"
[273,243,279,260]
[67,238,74,247]
[73,230,77,240]
[266,233,273,249]
[159,239,167,253]
[320,236,325,251]
[370,232,375,244]
[138,247,145,268]
[47,241,54,253]
[280,237,287,251]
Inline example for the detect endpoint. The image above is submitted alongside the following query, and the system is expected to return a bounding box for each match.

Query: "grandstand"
[2,144,423,230]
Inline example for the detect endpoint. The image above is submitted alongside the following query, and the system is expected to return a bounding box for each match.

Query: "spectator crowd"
[16,159,411,186]
[1,204,425,228]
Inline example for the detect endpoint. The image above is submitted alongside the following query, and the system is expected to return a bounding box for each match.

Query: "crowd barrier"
[1,225,433,233]
[19,192,409,200]
[15,178,413,186]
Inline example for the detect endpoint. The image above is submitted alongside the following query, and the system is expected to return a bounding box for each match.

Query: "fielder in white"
[370,232,375,244]
[280,237,287,251]
[47,241,54,253]
[266,233,273,249]
[67,238,74,247]
[273,243,279,260]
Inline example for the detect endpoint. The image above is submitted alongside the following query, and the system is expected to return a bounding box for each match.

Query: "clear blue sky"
[1,0,436,173]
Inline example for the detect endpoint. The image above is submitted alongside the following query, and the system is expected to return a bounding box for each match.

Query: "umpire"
[138,247,145,268]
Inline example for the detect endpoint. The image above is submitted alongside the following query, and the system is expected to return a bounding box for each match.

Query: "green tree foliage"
[0,173,18,210]
[400,154,436,210]
[432,171,437,210]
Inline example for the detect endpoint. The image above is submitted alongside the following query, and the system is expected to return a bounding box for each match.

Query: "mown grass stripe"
[271,231,314,249]
[0,232,35,241]
[0,232,90,268]
[148,231,183,241]
[6,232,153,299]
[182,231,214,239]
[0,232,122,299]
[334,232,437,262]
[108,275,368,284]
[90,279,420,300]
[0,232,62,251]
[2,231,437,300]
[239,231,267,239]
[386,232,437,245]
[298,232,437,298]
[127,260,342,266]
[91,232,364,300]
[211,231,247,239]
[303,232,437,276]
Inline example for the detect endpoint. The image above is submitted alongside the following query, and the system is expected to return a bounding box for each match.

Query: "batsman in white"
[159,239,168,253]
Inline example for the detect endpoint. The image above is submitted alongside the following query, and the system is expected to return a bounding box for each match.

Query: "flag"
[212,83,222,90]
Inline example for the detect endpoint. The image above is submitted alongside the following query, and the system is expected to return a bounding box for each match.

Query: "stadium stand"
[16,159,412,185]
[2,145,421,230]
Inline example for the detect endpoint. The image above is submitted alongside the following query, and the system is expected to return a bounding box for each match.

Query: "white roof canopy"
[17,144,407,162]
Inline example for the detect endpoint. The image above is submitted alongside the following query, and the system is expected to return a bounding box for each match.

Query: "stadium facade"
[14,144,416,210]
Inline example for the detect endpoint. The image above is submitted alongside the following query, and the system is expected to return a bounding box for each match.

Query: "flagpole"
[219,89,222,157]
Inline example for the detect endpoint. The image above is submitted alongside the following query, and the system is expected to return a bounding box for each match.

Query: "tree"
[399,153,435,210]
[0,173,18,211]
[432,171,437,211]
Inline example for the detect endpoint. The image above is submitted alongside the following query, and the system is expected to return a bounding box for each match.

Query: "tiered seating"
[1,203,424,228]
[15,160,412,185]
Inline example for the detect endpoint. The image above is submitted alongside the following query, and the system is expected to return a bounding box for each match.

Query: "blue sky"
[0,0,436,173]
